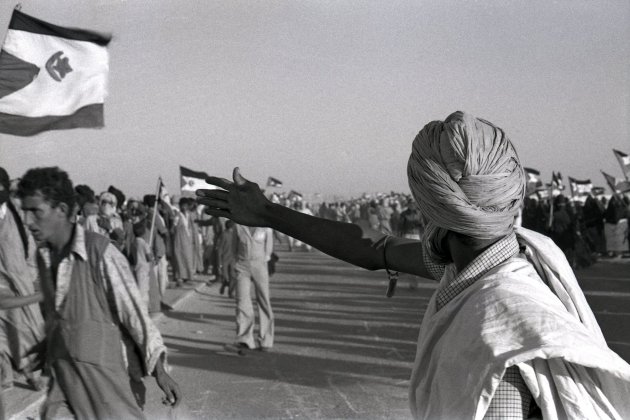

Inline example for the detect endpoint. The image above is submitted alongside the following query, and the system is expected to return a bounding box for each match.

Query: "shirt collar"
[39,223,88,262]
[0,202,6,219]
[451,233,519,286]
[435,233,520,310]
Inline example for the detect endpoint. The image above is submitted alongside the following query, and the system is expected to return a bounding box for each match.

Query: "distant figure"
[550,195,576,267]
[171,197,196,286]
[225,224,274,353]
[604,194,627,257]
[216,220,237,297]
[143,195,169,300]
[84,192,125,250]
[130,209,160,314]
[398,198,424,289]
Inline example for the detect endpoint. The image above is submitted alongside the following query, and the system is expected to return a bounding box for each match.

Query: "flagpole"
[547,178,554,231]
[148,176,162,249]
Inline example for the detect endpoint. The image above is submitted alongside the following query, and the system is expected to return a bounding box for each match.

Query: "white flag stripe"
[181,176,218,192]
[0,29,108,117]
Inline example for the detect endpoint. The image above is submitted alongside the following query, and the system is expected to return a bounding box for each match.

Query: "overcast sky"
[1,0,628,200]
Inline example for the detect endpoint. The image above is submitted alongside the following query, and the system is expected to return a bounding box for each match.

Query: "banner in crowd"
[568,177,592,197]
[536,187,550,200]
[180,166,218,196]
[158,178,169,201]
[288,190,303,201]
[613,149,630,179]
[552,171,564,190]
[267,177,283,188]
[601,171,630,194]
[524,167,542,195]
[0,9,110,136]
[592,186,606,196]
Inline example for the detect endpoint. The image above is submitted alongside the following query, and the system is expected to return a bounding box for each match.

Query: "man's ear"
[56,202,72,218]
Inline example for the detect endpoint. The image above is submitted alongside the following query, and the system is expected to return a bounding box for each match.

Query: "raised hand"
[196,167,271,227]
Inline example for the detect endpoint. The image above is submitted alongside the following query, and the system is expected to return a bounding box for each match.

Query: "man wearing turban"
[197,111,630,419]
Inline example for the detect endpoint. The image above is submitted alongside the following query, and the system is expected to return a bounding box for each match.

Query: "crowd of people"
[0,164,284,418]
[197,111,630,419]
[273,188,630,271]
[520,192,630,267]
[1,124,629,418]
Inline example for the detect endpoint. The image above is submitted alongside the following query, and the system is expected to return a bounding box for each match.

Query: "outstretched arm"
[196,168,434,279]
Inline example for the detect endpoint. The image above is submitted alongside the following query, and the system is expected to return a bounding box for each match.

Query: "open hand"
[196,167,271,227]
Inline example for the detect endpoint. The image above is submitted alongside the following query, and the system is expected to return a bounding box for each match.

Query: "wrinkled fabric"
[0,206,44,378]
[409,227,630,419]
[407,111,525,263]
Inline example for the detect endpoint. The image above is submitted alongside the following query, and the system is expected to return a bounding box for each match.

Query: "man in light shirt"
[225,224,274,353]
[18,167,181,419]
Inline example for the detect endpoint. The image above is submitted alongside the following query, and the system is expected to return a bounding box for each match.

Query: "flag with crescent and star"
[568,176,593,197]
[266,176,283,188]
[180,166,219,197]
[523,167,542,195]
[0,9,110,136]
[613,149,630,180]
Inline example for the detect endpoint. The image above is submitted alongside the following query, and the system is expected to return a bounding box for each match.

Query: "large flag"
[613,149,630,179]
[180,166,219,196]
[0,9,110,136]
[601,170,630,194]
[267,176,283,188]
[568,177,593,197]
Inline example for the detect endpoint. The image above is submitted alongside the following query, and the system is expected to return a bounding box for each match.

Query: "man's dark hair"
[75,184,96,207]
[143,194,156,208]
[108,185,126,210]
[17,167,76,213]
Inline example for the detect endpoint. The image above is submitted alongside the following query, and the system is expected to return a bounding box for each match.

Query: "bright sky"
[1,0,629,200]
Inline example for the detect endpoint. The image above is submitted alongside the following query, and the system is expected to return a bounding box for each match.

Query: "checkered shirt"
[433,234,519,311]
[422,234,537,419]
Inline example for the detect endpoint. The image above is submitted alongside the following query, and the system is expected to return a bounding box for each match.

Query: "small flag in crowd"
[288,190,303,200]
[158,178,169,202]
[613,149,630,179]
[551,172,564,190]
[536,188,550,200]
[524,167,541,184]
[267,177,283,188]
[524,167,542,195]
[180,166,219,196]
[591,186,606,196]
[601,171,630,194]
[568,177,593,197]
[0,9,110,136]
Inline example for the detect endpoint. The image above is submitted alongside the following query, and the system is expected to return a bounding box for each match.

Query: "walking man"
[18,167,180,419]
[226,224,274,353]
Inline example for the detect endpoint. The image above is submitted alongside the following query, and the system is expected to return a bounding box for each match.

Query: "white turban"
[407,111,525,263]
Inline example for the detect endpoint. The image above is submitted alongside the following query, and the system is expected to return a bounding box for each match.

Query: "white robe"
[409,228,630,420]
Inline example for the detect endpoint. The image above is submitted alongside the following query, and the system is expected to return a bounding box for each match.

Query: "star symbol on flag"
[45,51,73,82]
